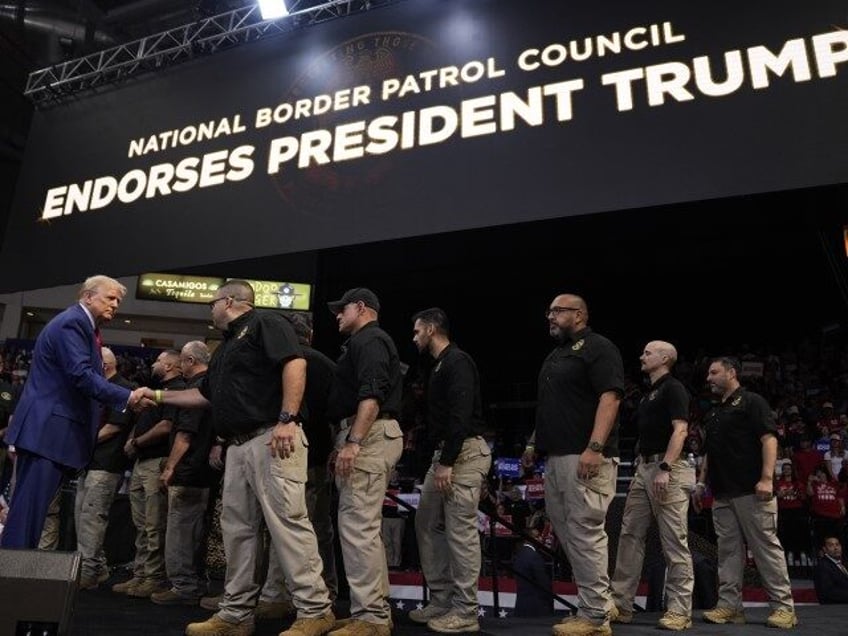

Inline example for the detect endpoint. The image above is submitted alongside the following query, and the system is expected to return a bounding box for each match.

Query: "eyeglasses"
[546,306,580,317]
[209,296,253,308]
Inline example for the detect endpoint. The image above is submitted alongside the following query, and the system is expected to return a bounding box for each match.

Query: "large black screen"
[2,0,846,292]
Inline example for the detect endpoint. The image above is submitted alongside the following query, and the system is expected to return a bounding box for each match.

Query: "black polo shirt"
[302,345,337,468]
[89,373,137,473]
[171,371,217,488]
[134,375,185,461]
[535,327,624,456]
[426,343,486,467]
[636,374,690,456]
[328,321,402,420]
[201,309,303,437]
[703,387,777,499]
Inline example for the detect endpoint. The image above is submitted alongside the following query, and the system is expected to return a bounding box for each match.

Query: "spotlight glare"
[258,0,289,20]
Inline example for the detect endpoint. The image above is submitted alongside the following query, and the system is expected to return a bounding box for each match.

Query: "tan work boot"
[280,611,336,636]
[111,576,144,595]
[658,611,692,631]
[333,617,394,631]
[553,616,612,636]
[609,604,633,624]
[185,614,255,636]
[151,588,201,606]
[326,618,389,636]
[408,604,450,624]
[427,611,480,633]
[255,599,296,619]
[127,578,168,598]
[702,607,746,624]
[79,570,110,590]
[766,608,798,629]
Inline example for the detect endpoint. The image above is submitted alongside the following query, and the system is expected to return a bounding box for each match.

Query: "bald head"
[101,347,117,379]
[180,340,210,379]
[640,340,678,379]
[101,347,116,365]
[648,340,678,365]
[547,293,588,342]
[553,294,587,315]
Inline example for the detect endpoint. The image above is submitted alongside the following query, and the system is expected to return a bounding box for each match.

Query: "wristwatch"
[277,410,298,424]
[659,461,672,472]
[345,433,363,445]
[587,440,604,453]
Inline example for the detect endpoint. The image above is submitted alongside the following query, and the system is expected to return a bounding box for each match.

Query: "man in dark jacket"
[814,536,848,604]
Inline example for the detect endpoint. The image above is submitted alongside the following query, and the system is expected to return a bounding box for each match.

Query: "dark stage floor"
[63,578,848,636]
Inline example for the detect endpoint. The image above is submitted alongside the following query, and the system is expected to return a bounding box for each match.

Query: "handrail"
[382,490,578,614]
[481,507,577,613]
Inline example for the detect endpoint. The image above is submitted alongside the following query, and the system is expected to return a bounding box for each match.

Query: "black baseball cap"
[327,287,381,314]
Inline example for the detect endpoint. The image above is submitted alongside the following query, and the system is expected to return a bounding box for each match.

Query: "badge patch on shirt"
[731,395,742,407]
[648,390,658,401]
[237,326,249,339]
[572,339,584,351]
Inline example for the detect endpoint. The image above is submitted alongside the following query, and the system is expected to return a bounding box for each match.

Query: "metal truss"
[24,0,407,107]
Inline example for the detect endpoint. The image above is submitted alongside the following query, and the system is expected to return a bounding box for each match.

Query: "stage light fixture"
[258,0,289,19]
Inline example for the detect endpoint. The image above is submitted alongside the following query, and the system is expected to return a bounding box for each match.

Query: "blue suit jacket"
[6,303,132,470]
[513,543,553,617]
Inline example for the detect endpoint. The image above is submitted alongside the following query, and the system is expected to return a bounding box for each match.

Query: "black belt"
[228,425,274,446]
[641,453,680,463]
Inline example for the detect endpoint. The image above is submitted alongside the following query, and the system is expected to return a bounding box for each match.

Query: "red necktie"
[95,327,103,349]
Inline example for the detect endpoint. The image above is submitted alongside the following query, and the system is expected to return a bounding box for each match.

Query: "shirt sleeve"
[259,312,303,363]
[353,335,393,404]
[665,380,691,422]
[586,336,625,397]
[438,353,477,467]
[749,393,777,437]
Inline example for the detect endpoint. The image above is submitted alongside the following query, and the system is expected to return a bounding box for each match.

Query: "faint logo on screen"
[270,32,438,217]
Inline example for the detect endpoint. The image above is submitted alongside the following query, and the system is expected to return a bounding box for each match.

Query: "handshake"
[128,387,159,411]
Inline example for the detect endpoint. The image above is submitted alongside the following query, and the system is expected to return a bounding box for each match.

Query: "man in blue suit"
[0,275,145,549]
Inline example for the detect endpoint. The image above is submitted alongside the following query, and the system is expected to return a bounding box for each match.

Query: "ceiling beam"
[24,0,408,107]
